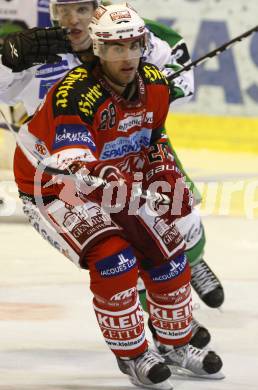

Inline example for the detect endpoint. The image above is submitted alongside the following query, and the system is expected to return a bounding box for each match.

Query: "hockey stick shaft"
[0,109,171,205]
[168,25,258,81]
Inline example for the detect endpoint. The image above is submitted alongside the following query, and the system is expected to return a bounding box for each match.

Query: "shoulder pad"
[144,18,183,46]
[141,63,169,86]
[53,65,107,122]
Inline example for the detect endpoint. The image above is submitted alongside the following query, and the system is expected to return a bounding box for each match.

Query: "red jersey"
[14,62,170,196]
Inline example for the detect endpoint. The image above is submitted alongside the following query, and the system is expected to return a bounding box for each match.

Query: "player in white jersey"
[0,1,193,116]
[0,0,50,125]
[0,0,224,348]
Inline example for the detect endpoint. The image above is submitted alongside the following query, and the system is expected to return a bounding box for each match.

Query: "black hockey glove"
[1,27,72,72]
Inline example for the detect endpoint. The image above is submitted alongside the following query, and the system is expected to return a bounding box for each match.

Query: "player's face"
[56,2,95,51]
[100,40,142,87]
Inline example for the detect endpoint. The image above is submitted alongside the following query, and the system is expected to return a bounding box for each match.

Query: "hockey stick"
[167,25,258,81]
[0,108,171,205]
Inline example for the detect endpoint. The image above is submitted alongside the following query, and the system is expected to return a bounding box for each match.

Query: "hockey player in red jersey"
[13,4,224,388]
[0,0,225,350]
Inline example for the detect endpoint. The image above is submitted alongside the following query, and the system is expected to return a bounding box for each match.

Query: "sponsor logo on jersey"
[143,64,168,84]
[96,247,137,277]
[111,287,137,301]
[33,139,49,160]
[35,142,48,156]
[56,67,88,108]
[149,253,187,282]
[118,114,142,132]
[35,60,69,78]
[96,305,145,347]
[78,83,103,116]
[149,300,191,326]
[62,204,116,245]
[52,124,97,151]
[100,128,152,160]
[145,112,154,123]
[97,309,144,331]
[118,112,153,132]
[95,289,137,310]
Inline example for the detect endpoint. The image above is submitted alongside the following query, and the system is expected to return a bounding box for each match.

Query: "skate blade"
[130,376,173,390]
[168,365,225,380]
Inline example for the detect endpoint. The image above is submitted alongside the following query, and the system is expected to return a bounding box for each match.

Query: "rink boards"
[2,111,258,164]
[166,113,258,154]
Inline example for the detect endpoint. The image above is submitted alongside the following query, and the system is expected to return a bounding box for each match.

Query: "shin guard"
[147,282,192,347]
[94,294,147,358]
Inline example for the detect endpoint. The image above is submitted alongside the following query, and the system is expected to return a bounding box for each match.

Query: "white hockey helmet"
[89,3,147,60]
[50,0,101,23]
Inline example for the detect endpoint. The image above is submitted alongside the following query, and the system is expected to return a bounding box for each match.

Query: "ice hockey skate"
[116,349,173,390]
[153,339,225,380]
[190,317,211,348]
[191,259,225,307]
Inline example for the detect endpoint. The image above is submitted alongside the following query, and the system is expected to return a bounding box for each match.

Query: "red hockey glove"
[71,161,133,211]
[142,143,193,220]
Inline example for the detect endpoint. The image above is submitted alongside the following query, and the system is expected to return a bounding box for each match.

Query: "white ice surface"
[0,216,258,389]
